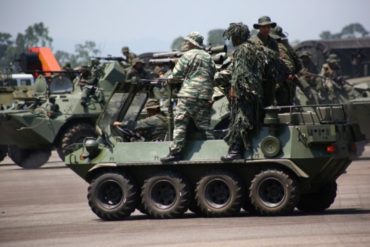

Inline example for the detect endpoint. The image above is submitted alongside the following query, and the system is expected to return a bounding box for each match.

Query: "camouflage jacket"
[172,48,216,100]
[231,41,271,97]
[277,40,302,74]
[135,113,168,141]
[249,33,279,53]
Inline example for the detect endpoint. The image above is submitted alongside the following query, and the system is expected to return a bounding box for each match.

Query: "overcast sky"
[0,0,369,56]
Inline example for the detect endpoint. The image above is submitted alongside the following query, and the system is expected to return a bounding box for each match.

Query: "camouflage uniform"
[125,58,150,81]
[134,113,168,141]
[250,17,286,106]
[161,32,215,162]
[221,23,273,161]
[270,26,302,106]
[121,46,137,65]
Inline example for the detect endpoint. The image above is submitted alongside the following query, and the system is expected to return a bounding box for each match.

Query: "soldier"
[113,99,168,141]
[121,46,137,65]
[270,26,302,106]
[320,54,360,101]
[249,16,279,53]
[161,32,216,162]
[125,58,150,82]
[221,23,271,161]
[296,52,320,104]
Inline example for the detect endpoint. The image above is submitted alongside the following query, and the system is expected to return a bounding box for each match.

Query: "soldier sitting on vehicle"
[113,99,168,141]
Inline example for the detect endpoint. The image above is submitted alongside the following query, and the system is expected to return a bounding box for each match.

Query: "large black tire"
[7,147,51,169]
[0,145,7,162]
[58,123,97,160]
[87,172,138,221]
[195,171,243,217]
[297,181,337,213]
[249,169,300,216]
[141,172,190,219]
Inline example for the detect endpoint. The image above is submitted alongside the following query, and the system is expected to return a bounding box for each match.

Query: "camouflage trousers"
[170,97,213,152]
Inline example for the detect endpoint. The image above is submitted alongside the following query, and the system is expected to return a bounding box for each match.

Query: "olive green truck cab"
[64,80,364,220]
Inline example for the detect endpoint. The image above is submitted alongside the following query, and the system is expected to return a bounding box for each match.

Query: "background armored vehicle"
[64,80,362,221]
[0,61,126,168]
[295,37,370,78]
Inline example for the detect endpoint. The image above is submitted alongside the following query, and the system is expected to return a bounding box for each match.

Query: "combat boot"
[221,146,243,161]
[160,149,182,163]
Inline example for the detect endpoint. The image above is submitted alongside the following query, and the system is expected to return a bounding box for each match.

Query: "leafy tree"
[23,22,53,48]
[74,41,101,65]
[341,23,369,38]
[320,23,369,40]
[207,29,225,46]
[55,50,77,67]
[171,36,184,51]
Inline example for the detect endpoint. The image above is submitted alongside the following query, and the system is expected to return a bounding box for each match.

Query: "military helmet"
[122,46,129,53]
[132,58,145,66]
[145,99,160,109]
[270,25,286,40]
[326,53,340,63]
[184,32,204,48]
[253,16,277,29]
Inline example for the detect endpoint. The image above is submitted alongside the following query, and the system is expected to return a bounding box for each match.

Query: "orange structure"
[28,47,61,72]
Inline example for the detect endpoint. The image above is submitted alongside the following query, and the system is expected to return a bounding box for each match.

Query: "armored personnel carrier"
[0,61,126,168]
[64,79,363,220]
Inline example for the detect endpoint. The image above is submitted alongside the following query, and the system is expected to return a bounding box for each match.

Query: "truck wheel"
[87,172,138,221]
[0,145,7,162]
[141,172,190,219]
[249,169,299,216]
[7,147,51,169]
[58,123,97,160]
[297,181,337,213]
[195,171,243,217]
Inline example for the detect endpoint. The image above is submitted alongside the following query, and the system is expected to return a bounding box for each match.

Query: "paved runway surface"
[1,153,370,247]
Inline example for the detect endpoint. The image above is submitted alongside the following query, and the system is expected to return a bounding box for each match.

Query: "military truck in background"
[64,76,363,221]
[0,60,126,169]
[295,37,370,78]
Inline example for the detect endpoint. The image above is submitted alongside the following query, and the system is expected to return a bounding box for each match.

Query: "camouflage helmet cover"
[122,46,129,53]
[184,32,204,48]
[270,25,286,40]
[145,99,160,109]
[326,53,340,63]
[223,22,250,44]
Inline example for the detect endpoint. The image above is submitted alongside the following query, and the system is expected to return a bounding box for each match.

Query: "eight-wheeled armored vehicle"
[0,61,126,168]
[65,79,363,220]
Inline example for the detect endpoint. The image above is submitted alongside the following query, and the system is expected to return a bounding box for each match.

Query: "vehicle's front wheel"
[297,181,337,213]
[58,123,97,160]
[141,172,190,219]
[195,171,243,217]
[87,172,138,220]
[249,169,300,216]
[7,146,51,169]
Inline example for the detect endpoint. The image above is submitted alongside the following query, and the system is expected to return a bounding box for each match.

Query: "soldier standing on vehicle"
[270,26,302,106]
[161,32,216,163]
[249,16,279,53]
[122,46,137,65]
[113,99,168,141]
[221,23,271,161]
[250,16,286,106]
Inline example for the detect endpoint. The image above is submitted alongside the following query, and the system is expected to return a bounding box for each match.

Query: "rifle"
[92,56,127,62]
[149,45,227,65]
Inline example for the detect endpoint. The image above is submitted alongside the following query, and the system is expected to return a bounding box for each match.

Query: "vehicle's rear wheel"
[141,172,190,219]
[58,123,97,160]
[249,169,300,216]
[195,171,243,217]
[88,172,138,220]
[0,145,7,162]
[7,146,51,169]
[297,181,337,213]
